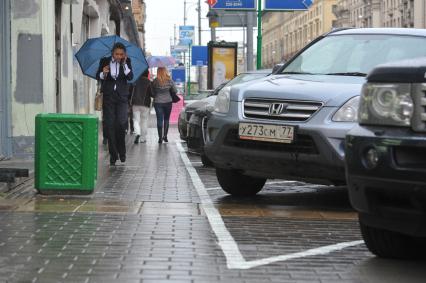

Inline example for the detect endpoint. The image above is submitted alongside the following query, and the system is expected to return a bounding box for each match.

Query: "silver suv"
[204,28,426,196]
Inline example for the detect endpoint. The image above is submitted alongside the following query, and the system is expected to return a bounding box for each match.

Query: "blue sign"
[191,46,208,66]
[264,0,313,10]
[172,68,186,83]
[211,0,256,10]
[179,26,195,46]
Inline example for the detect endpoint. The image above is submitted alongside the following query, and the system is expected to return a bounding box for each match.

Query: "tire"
[201,153,213,167]
[216,168,266,196]
[359,218,426,259]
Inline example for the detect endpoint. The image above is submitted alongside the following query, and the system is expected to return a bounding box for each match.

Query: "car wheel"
[359,219,426,259]
[216,168,266,196]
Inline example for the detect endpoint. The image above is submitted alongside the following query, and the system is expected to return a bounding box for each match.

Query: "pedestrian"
[131,70,152,144]
[151,67,177,144]
[96,42,133,166]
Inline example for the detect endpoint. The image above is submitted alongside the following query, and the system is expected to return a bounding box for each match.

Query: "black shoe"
[120,155,126,163]
[157,127,163,144]
[134,135,140,144]
[110,157,117,166]
[163,136,168,143]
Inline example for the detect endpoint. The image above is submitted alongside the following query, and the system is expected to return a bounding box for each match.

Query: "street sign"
[215,10,257,27]
[179,26,195,46]
[210,0,256,10]
[191,46,208,66]
[172,68,186,83]
[207,0,218,7]
[172,45,189,53]
[264,0,313,10]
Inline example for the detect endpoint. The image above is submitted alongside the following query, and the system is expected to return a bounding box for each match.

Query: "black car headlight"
[358,83,414,127]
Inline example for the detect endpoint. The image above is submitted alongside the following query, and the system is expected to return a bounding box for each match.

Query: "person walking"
[96,42,133,165]
[131,70,152,144]
[151,67,177,144]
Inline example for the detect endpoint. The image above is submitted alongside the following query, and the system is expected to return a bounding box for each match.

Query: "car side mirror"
[272,61,286,74]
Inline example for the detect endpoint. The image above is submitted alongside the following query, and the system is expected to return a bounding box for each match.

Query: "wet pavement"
[0,125,425,282]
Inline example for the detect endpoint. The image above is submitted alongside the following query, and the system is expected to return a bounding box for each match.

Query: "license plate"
[239,123,295,143]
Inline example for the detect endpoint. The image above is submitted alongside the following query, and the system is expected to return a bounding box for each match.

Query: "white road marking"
[266,180,298,185]
[176,142,364,269]
[206,186,223,191]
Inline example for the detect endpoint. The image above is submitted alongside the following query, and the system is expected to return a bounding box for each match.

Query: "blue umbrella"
[75,35,148,84]
[147,56,176,68]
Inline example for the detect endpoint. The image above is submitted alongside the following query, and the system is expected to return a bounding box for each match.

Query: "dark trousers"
[103,93,128,160]
[154,102,173,138]
[128,107,134,133]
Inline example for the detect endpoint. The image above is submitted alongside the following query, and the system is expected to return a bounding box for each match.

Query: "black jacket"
[131,76,152,107]
[96,56,133,97]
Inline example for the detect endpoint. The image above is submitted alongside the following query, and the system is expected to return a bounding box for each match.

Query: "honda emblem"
[269,103,287,116]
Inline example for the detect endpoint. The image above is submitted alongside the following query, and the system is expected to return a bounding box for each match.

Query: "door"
[0,0,11,157]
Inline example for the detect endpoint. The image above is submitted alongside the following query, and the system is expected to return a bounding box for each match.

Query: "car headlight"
[332,96,360,122]
[358,83,414,127]
[214,86,231,114]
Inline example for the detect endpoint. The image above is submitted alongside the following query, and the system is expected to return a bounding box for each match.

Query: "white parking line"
[205,186,223,191]
[176,142,364,269]
[266,180,298,185]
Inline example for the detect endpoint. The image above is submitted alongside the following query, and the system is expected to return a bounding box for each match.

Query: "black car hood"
[185,96,217,112]
[232,74,366,107]
[367,57,426,83]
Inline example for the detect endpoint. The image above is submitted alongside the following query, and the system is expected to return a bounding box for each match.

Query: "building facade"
[333,0,426,28]
[132,0,147,50]
[0,0,144,158]
[262,0,338,68]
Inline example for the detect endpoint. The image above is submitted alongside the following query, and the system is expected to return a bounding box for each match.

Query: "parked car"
[178,83,227,141]
[204,28,426,196]
[187,69,272,166]
[346,58,426,259]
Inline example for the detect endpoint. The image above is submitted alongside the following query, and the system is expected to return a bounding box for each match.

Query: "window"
[282,34,426,75]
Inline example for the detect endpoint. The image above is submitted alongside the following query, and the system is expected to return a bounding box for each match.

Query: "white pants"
[132,105,150,140]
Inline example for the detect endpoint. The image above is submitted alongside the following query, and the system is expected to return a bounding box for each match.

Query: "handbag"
[170,88,181,103]
[95,81,103,111]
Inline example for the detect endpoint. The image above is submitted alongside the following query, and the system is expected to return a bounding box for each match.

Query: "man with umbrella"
[96,42,133,166]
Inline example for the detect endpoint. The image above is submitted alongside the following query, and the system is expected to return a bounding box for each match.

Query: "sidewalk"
[0,126,237,283]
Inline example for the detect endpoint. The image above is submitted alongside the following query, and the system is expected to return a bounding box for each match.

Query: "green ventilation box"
[35,114,99,195]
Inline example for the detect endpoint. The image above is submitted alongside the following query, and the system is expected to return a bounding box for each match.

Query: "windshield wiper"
[280,71,315,75]
[325,72,367,77]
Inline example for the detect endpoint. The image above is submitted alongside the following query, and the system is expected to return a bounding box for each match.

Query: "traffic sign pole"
[256,0,262,70]
[187,44,192,96]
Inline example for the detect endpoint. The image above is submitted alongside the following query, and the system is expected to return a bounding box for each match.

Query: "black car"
[178,83,227,141]
[186,69,272,166]
[345,58,426,259]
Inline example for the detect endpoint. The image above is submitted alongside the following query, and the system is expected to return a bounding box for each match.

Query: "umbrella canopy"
[147,56,176,68]
[75,35,148,84]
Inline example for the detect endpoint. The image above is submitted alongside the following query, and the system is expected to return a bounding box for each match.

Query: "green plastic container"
[35,114,98,195]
